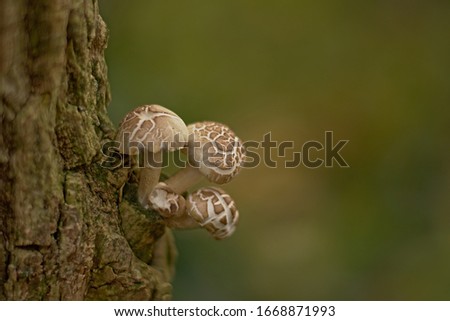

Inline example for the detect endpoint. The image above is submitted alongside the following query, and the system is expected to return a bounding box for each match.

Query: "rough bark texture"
[0,0,176,300]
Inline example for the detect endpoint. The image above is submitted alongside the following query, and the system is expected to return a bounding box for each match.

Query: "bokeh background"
[99,0,450,300]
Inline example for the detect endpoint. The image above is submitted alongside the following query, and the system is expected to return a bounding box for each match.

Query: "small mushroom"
[148,182,186,218]
[164,121,245,194]
[166,187,239,240]
[116,104,188,206]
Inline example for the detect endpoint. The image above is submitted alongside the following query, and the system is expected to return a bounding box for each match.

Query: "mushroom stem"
[163,165,203,194]
[137,151,163,206]
[165,213,199,230]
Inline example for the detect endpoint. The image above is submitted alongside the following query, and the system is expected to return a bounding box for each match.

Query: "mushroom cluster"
[116,104,245,240]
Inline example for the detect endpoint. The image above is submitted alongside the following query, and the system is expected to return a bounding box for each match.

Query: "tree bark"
[0,0,176,300]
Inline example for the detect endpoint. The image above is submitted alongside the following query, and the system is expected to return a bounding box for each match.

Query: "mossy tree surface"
[0,0,175,300]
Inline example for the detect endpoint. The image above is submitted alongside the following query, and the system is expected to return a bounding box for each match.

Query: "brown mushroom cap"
[148,182,186,217]
[116,104,188,155]
[186,187,239,240]
[187,121,245,184]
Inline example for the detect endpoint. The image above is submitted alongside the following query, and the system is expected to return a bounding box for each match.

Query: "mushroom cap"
[187,121,245,184]
[116,104,188,155]
[186,187,239,240]
[148,182,186,217]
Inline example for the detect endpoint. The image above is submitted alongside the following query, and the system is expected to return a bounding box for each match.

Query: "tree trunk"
[0,0,176,300]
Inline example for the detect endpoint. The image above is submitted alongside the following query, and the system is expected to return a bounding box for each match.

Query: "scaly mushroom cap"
[186,187,239,240]
[148,182,186,217]
[116,104,188,155]
[187,121,245,184]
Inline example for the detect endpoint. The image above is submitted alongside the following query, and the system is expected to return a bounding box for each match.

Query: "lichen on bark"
[0,0,175,300]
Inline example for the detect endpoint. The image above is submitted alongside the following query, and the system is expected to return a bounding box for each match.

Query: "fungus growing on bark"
[148,182,186,218]
[166,187,239,240]
[116,104,188,206]
[164,121,245,194]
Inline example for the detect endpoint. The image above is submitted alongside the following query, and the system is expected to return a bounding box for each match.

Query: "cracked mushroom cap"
[186,187,239,240]
[148,182,186,217]
[116,104,188,155]
[187,121,245,184]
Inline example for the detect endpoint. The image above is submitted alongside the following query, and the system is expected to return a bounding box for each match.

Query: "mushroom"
[166,187,239,240]
[116,104,188,206]
[163,121,245,194]
[148,182,186,218]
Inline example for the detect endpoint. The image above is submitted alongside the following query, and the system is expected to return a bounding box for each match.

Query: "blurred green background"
[99,0,450,300]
